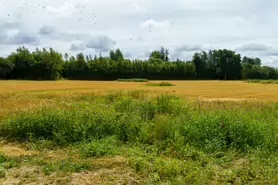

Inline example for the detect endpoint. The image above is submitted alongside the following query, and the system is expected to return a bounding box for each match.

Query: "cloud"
[236,43,271,52]
[39,26,56,36]
[1,22,20,30]
[0,32,39,45]
[69,36,116,52]
[86,36,116,52]
[70,43,86,51]
[140,19,170,29]
[131,4,146,13]
[265,51,278,56]
[124,52,133,59]
[0,0,278,67]
[45,4,74,18]
[175,44,203,52]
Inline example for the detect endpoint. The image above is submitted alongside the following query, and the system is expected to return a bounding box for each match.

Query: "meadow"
[0,80,277,184]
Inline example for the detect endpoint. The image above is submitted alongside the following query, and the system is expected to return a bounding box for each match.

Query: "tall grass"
[0,92,277,153]
[116,78,148,82]
[0,92,277,183]
[147,82,175,87]
[246,79,278,84]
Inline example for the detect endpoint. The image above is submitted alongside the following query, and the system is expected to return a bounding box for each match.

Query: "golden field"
[1,80,278,100]
[1,80,277,118]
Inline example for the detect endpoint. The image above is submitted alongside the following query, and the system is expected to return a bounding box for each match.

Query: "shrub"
[0,93,277,153]
[147,82,175,87]
[116,78,148,82]
[246,80,278,84]
[80,136,120,158]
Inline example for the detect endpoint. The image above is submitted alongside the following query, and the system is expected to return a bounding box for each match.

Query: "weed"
[0,92,277,184]
[147,82,176,87]
[80,137,120,158]
[116,78,148,82]
[246,79,278,84]
[58,159,93,173]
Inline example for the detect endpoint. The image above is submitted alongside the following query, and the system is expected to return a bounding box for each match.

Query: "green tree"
[109,50,116,61]
[192,53,206,77]
[8,47,36,79]
[115,49,124,62]
[242,57,261,66]
[0,57,14,79]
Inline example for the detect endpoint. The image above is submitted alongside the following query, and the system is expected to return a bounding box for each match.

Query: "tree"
[8,47,36,79]
[0,57,14,79]
[109,50,116,61]
[115,49,124,62]
[1,45,277,81]
[242,57,261,66]
[192,53,206,77]
[64,53,69,62]
[211,49,242,80]
[150,47,170,62]
[76,53,87,71]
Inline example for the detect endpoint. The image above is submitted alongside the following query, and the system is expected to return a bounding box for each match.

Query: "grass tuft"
[246,79,278,84]
[147,82,176,87]
[116,78,149,82]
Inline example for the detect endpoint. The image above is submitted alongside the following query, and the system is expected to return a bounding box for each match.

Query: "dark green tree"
[0,57,14,79]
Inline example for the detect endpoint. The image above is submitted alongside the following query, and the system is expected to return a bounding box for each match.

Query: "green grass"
[80,136,120,158]
[116,78,149,82]
[0,92,277,184]
[246,79,278,84]
[147,82,176,87]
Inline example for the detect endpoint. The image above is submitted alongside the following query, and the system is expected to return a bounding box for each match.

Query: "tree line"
[0,46,277,80]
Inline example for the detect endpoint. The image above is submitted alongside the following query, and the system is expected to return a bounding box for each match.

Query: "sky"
[1,0,278,67]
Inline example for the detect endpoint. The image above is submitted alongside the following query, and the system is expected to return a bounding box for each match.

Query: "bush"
[80,136,120,158]
[147,82,175,87]
[0,93,277,153]
[116,78,149,82]
[246,79,278,84]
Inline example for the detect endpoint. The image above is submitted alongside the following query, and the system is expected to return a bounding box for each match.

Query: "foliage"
[80,136,120,158]
[1,93,277,153]
[246,79,278,84]
[0,92,277,184]
[0,57,14,79]
[147,82,175,86]
[116,78,149,82]
[2,46,278,81]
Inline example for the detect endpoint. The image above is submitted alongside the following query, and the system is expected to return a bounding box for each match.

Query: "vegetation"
[116,78,149,82]
[246,79,278,84]
[147,82,176,86]
[1,46,278,81]
[0,91,277,184]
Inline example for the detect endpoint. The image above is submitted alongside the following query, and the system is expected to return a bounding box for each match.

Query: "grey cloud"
[39,26,55,36]
[1,0,278,66]
[263,50,278,56]
[86,36,116,52]
[69,36,116,52]
[236,43,271,52]
[0,32,39,45]
[70,43,86,51]
[57,32,88,42]
[1,22,20,30]
[124,52,133,58]
[175,44,203,52]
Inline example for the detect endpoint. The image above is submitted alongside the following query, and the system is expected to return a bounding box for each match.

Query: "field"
[0,80,278,184]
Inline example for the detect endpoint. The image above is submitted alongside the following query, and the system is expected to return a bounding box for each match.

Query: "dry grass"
[1,80,278,101]
[0,140,140,185]
[1,80,278,118]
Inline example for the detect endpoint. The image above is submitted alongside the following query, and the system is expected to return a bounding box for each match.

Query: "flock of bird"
[2,1,155,41]
[4,1,97,25]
